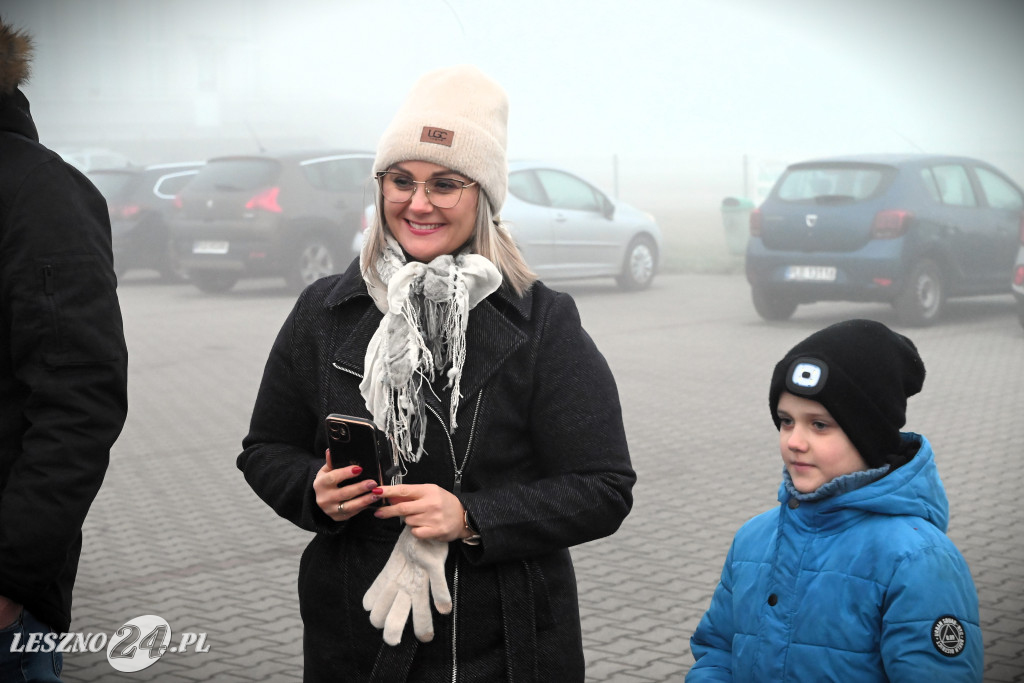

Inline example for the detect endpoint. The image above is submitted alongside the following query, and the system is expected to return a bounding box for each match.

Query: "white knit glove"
[363,525,452,645]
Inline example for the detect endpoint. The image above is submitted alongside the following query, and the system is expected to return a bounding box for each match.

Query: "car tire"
[189,271,238,294]
[894,258,944,326]
[751,288,797,321]
[287,234,338,292]
[616,236,657,291]
[157,251,186,283]
[1016,300,1024,330]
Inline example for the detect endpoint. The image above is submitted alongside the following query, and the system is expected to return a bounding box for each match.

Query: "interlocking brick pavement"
[51,272,1023,681]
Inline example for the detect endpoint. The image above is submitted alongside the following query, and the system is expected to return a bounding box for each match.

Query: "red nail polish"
[352,466,363,475]
[372,487,384,495]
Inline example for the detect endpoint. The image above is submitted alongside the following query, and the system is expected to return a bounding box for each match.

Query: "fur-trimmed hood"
[0,17,33,95]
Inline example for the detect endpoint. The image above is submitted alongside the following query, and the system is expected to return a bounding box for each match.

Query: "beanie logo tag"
[421,126,454,147]
[786,358,829,396]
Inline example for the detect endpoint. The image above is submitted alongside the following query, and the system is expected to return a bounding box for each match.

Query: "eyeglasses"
[375,171,478,209]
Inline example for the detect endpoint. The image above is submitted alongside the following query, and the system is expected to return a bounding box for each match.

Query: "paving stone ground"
[53,272,1023,682]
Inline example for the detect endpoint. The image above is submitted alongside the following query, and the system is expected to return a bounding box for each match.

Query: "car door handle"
[553,212,567,222]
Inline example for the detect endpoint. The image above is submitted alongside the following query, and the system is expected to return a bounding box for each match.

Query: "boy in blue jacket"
[688,319,982,681]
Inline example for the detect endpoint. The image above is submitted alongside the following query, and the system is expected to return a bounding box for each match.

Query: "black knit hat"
[769,319,926,468]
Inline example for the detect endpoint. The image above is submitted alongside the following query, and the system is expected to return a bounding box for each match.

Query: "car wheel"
[751,288,797,321]
[616,236,657,291]
[189,271,238,294]
[287,234,338,292]
[894,258,944,326]
[157,248,186,283]
[1016,300,1024,330]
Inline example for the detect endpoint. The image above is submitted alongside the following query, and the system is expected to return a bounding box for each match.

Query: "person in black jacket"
[0,17,128,682]
[238,65,635,682]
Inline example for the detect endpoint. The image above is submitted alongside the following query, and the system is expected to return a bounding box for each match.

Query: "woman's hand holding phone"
[314,451,381,521]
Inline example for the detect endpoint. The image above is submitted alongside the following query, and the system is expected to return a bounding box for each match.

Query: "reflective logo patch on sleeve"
[931,616,966,657]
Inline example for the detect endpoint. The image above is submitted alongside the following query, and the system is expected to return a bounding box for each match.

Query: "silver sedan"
[355,161,662,290]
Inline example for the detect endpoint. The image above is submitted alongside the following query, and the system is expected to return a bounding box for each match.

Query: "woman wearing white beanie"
[239,65,635,681]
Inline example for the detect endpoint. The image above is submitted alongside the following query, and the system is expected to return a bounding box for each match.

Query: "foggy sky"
[4,0,1024,207]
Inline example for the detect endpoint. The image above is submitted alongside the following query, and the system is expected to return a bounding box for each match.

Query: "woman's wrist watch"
[462,509,481,546]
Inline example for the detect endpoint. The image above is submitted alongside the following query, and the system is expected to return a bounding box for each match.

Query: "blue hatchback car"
[745,154,1024,325]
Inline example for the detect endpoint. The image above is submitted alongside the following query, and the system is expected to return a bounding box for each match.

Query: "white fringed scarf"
[360,236,502,465]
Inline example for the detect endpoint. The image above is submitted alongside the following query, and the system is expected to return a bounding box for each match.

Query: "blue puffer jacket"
[688,433,982,682]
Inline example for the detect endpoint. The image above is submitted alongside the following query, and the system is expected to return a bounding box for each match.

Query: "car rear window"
[88,171,136,198]
[301,157,373,192]
[188,159,280,192]
[774,164,894,203]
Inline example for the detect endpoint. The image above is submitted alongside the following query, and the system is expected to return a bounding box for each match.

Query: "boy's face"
[777,392,869,493]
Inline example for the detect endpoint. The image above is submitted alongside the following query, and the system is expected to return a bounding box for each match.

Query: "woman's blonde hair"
[361,181,536,297]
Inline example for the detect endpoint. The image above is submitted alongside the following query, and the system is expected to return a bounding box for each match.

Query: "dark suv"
[169,150,374,293]
[88,162,204,280]
[746,154,1024,326]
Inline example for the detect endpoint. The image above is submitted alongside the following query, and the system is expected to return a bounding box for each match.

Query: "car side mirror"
[601,195,615,219]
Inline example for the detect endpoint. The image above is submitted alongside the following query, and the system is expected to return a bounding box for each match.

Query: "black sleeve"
[0,158,128,602]
[460,291,635,563]
[236,293,338,534]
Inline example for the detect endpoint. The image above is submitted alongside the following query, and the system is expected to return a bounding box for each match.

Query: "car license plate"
[193,240,229,255]
[785,266,836,281]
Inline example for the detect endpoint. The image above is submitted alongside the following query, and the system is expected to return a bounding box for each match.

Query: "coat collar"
[326,257,532,405]
[0,88,39,141]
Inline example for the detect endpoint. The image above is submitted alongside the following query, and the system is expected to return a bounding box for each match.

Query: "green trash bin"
[721,196,755,256]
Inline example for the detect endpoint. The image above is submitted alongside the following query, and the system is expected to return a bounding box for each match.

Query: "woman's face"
[381,160,479,263]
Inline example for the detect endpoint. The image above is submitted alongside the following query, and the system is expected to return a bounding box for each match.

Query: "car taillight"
[245,187,282,213]
[871,209,912,239]
[173,194,183,209]
[112,203,140,219]
[749,208,762,237]
[1015,265,1024,287]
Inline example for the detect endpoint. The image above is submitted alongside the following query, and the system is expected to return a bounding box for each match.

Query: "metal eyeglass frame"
[375,171,478,209]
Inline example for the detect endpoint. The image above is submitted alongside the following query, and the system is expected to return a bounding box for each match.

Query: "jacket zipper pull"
[43,265,55,295]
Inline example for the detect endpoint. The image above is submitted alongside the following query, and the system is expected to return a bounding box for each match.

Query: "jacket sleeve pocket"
[37,256,125,367]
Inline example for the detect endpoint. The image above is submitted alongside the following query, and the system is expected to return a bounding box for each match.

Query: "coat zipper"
[342,363,483,681]
[450,556,460,683]
[425,383,484,683]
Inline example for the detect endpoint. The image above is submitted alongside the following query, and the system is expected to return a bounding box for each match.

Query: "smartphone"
[324,414,388,503]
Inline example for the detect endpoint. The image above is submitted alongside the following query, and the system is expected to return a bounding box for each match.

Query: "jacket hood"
[777,432,950,532]
[0,18,37,140]
[0,18,32,95]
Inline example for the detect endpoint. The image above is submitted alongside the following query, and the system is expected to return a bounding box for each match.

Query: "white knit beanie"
[373,65,509,214]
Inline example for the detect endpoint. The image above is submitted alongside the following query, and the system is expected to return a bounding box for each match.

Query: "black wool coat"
[238,259,635,682]
[0,88,128,633]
